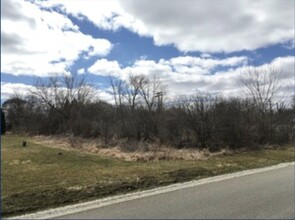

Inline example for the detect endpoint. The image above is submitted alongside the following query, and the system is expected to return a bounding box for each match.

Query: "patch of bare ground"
[30,135,233,161]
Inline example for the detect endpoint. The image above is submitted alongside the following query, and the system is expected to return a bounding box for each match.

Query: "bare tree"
[240,65,284,113]
[180,93,218,149]
[109,76,124,108]
[29,74,94,136]
[121,74,145,110]
[240,65,288,144]
[30,74,93,119]
[110,74,166,111]
[139,75,166,111]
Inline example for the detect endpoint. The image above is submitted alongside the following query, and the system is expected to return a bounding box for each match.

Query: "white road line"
[7,162,295,220]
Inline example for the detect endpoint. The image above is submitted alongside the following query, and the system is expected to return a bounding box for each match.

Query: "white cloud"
[1,82,34,100]
[170,56,248,70]
[119,0,294,52]
[39,0,150,36]
[124,60,173,80]
[210,56,295,100]
[88,59,122,77]
[2,0,293,105]
[88,55,248,85]
[41,0,294,53]
[3,56,293,104]
[87,55,294,102]
[1,0,112,77]
[270,56,294,80]
[77,68,85,75]
[95,88,116,104]
[201,54,212,59]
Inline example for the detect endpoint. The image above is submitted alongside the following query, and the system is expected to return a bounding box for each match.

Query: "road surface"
[55,163,295,219]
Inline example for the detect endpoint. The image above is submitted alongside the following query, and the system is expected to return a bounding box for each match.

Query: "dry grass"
[31,135,231,161]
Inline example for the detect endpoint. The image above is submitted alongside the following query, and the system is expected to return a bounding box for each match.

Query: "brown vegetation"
[31,135,216,161]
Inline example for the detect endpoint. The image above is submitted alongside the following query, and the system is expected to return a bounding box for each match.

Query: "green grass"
[1,134,294,217]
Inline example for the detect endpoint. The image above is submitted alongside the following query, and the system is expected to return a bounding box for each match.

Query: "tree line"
[2,66,294,151]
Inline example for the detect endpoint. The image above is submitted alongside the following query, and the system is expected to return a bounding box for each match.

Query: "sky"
[1,0,294,104]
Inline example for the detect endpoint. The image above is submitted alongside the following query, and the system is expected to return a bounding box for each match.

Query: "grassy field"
[1,135,294,217]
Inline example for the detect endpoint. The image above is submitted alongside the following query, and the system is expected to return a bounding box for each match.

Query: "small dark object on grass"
[22,141,26,147]
[58,152,63,156]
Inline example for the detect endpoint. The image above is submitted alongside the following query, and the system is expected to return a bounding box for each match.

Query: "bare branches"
[139,75,166,111]
[241,65,284,113]
[110,76,124,108]
[29,74,94,120]
[127,74,144,110]
[109,74,166,111]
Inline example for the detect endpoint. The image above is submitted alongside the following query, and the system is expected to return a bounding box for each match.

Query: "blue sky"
[1,0,294,103]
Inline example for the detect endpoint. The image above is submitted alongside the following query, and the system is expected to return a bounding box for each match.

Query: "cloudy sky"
[1,0,294,103]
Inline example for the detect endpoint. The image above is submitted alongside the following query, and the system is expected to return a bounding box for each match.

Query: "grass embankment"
[1,135,294,217]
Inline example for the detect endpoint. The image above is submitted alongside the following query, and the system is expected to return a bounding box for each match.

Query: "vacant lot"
[1,135,294,217]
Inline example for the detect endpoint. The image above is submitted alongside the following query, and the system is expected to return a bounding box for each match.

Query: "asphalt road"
[56,164,295,219]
